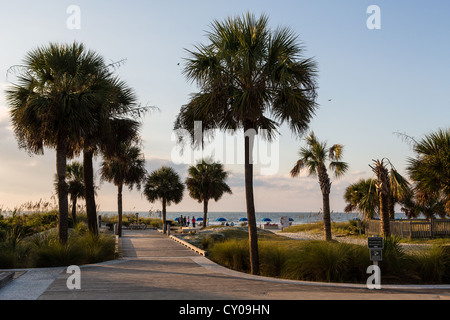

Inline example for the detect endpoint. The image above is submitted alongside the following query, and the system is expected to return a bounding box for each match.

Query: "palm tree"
[66,162,85,225]
[100,144,146,237]
[407,128,450,217]
[344,178,378,219]
[185,160,232,227]
[143,166,184,234]
[174,13,318,274]
[82,77,140,235]
[369,159,411,236]
[7,42,107,243]
[370,159,391,236]
[54,161,85,225]
[290,132,348,241]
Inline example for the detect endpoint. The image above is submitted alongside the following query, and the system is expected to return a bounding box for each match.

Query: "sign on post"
[368,237,384,262]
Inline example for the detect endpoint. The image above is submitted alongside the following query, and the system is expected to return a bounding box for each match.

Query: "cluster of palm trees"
[142,161,232,235]
[7,13,447,277]
[6,13,320,275]
[7,42,145,244]
[344,129,450,236]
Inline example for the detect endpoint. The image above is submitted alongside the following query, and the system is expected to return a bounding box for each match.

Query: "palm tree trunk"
[203,199,208,229]
[322,192,332,241]
[318,166,332,241]
[117,183,123,237]
[56,139,69,244]
[83,149,98,235]
[380,193,390,236]
[71,198,77,226]
[374,161,391,237]
[244,124,259,275]
[388,194,395,220]
[162,198,167,234]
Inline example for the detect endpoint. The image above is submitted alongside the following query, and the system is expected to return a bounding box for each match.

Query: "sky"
[0,0,449,213]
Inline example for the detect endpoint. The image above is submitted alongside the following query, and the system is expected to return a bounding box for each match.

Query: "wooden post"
[409,221,413,240]
[430,217,434,239]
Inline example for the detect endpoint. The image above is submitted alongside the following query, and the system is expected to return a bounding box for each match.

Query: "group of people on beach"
[179,215,196,228]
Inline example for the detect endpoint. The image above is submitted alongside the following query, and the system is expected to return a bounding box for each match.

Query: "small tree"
[370,159,411,236]
[54,161,85,225]
[143,167,184,234]
[290,132,348,241]
[101,144,146,237]
[186,160,232,228]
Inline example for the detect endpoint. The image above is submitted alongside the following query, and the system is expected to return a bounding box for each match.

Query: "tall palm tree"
[407,128,450,217]
[7,42,107,243]
[186,160,232,227]
[290,132,348,241]
[174,13,318,274]
[82,77,140,235]
[143,166,184,234]
[100,144,146,237]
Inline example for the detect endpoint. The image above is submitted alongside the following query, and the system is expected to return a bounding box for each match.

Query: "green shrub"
[0,244,17,268]
[281,241,367,283]
[409,246,450,284]
[209,239,250,272]
[259,242,291,278]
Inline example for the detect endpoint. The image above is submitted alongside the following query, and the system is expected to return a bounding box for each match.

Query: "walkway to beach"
[2,229,450,300]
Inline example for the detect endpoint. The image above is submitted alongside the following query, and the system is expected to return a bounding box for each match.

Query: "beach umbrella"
[196,217,203,221]
[216,218,227,222]
[262,218,272,222]
[289,218,294,222]
[174,217,180,221]
[239,218,248,222]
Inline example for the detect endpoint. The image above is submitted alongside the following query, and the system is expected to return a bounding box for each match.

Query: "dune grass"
[0,218,117,269]
[200,227,450,284]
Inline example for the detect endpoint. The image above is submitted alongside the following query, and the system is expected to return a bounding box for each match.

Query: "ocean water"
[98,211,413,226]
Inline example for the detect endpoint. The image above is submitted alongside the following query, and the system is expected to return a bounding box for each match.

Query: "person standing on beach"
[192,216,196,228]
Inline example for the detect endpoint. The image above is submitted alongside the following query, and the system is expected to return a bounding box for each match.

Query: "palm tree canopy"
[407,128,450,216]
[174,12,318,144]
[290,132,349,179]
[143,166,184,205]
[53,161,85,202]
[186,160,232,203]
[6,41,111,155]
[101,144,147,191]
[344,178,379,218]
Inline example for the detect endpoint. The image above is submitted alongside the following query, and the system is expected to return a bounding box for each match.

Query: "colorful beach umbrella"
[239,218,248,222]
[196,217,203,221]
[262,218,272,222]
[216,218,227,222]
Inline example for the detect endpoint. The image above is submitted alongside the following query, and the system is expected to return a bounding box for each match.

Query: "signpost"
[366,236,383,289]
[368,236,383,264]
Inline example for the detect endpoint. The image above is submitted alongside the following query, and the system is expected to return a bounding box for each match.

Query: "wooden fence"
[366,219,450,239]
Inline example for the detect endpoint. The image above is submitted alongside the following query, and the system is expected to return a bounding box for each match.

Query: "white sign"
[280,216,290,229]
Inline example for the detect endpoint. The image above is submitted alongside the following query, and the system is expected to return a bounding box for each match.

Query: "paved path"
[1,229,450,300]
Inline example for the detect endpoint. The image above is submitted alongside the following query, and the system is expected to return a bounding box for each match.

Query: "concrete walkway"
[1,229,450,300]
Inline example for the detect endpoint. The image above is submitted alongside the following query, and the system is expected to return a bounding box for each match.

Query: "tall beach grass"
[204,228,450,284]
